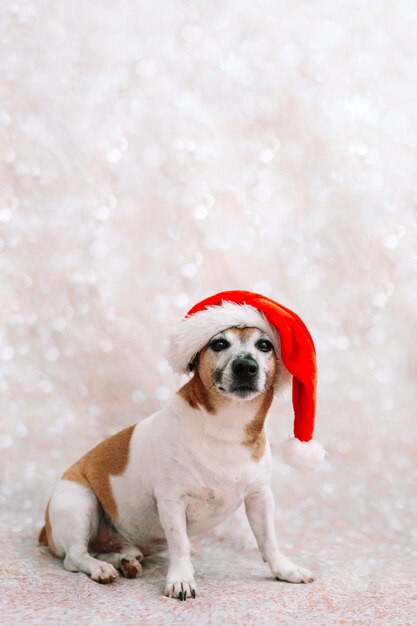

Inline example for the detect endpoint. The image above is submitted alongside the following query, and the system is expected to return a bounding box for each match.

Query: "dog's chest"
[182,470,250,532]
[171,437,261,532]
[185,487,224,517]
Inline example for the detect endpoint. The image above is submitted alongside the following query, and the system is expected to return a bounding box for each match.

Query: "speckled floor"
[1,502,415,626]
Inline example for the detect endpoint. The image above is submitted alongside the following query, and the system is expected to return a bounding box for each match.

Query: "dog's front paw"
[164,579,197,600]
[274,564,314,584]
[91,562,118,584]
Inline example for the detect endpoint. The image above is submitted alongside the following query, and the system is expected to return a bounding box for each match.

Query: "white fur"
[282,437,327,471]
[48,479,119,583]
[167,302,281,373]
[46,392,317,598]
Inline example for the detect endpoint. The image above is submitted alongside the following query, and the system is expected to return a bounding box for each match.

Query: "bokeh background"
[1,1,416,624]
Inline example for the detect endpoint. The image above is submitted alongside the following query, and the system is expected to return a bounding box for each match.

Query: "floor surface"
[1,507,415,626]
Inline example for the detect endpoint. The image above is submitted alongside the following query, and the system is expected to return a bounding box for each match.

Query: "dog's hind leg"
[48,479,118,583]
[88,516,144,578]
[95,548,143,578]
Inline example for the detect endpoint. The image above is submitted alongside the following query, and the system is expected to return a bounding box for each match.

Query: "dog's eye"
[209,338,230,352]
[256,339,273,352]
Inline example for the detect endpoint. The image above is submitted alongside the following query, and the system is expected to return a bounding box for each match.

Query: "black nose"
[232,356,259,380]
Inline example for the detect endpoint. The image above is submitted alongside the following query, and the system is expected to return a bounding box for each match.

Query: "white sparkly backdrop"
[1,1,416,624]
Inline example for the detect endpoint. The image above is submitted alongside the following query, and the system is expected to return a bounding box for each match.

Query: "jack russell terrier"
[39,290,325,600]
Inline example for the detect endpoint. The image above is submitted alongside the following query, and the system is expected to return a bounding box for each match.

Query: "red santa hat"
[167,290,326,471]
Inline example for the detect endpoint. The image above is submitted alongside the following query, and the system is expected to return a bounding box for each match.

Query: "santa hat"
[167,290,326,471]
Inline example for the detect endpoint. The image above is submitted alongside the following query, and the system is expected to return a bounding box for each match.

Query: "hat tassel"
[282,437,327,471]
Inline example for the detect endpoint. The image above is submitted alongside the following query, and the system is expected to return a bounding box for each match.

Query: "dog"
[39,325,314,599]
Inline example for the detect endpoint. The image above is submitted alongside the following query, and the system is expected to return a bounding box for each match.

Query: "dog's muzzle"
[230,355,259,394]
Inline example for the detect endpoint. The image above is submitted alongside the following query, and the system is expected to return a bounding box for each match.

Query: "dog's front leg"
[156,496,197,600]
[244,485,314,584]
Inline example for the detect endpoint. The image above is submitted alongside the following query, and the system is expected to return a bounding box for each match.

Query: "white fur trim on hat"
[167,301,280,374]
[281,437,327,471]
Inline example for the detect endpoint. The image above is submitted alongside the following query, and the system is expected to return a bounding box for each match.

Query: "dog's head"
[190,326,281,401]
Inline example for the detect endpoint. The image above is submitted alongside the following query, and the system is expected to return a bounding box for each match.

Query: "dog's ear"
[188,353,199,372]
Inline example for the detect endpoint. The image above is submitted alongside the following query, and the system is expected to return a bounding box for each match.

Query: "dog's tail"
[38,525,48,546]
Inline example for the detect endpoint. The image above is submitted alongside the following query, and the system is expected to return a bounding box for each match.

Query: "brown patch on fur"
[38,525,47,545]
[38,499,57,555]
[243,345,277,461]
[88,516,125,554]
[243,384,275,461]
[178,366,216,414]
[178,341,243,413]
[120,558,142,578]
[61,425,135,522]
[228,326,257,341]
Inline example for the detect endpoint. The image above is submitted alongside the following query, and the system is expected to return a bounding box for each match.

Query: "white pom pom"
[282,437,327,471]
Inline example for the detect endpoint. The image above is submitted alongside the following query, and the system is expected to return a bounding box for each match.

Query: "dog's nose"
[232,356,259,379]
